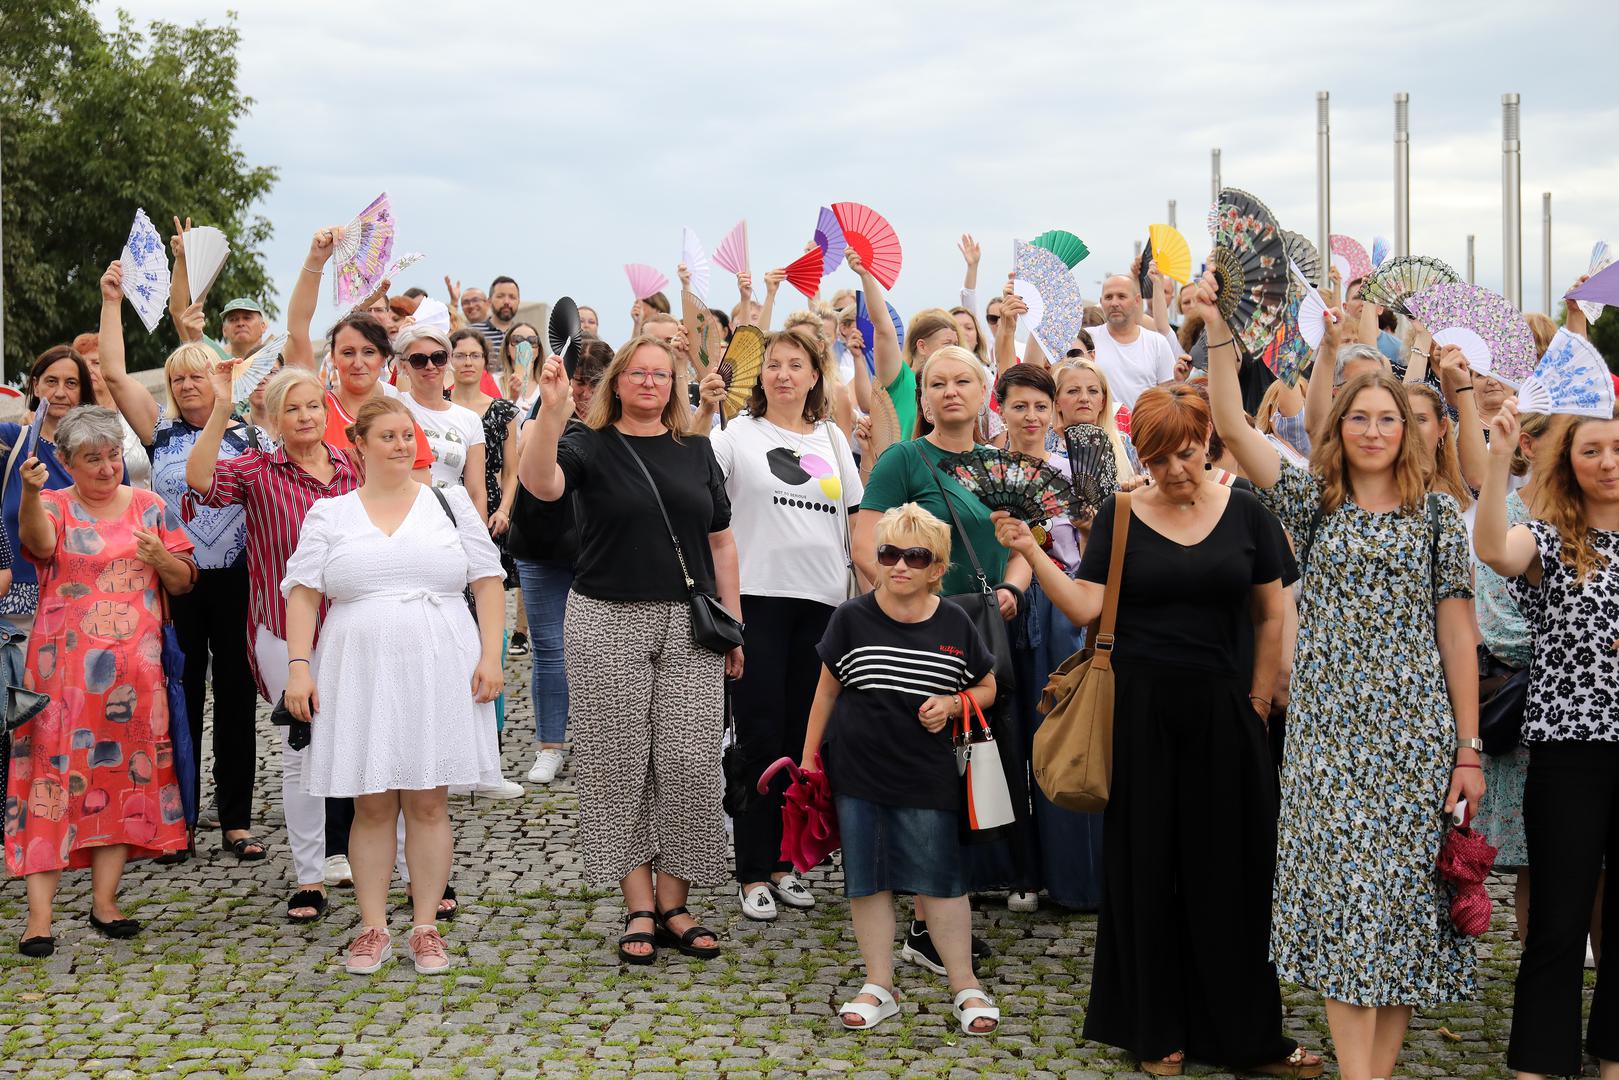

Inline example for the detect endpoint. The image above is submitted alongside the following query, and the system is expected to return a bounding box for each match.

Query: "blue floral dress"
[1470,490,1531,869]
[1261,460,1476,1007]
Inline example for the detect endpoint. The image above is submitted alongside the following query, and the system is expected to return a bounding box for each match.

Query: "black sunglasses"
[1066,348,1090,359]
[405,351,450,369]
[985,314,1001,326]
[876,544,936,569]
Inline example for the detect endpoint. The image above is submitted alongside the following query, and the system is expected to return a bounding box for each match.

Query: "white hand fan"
[1431,327,1494,376]
[1288,261,1333,351]
[681,227,711,305]
[384,251,425,281]
[1009,278,1044,331]
[231,332,287,413]
[183,226,231,303]
[1516,328,1616,420]
[1579,241,1612,324]
[120,208,171,332]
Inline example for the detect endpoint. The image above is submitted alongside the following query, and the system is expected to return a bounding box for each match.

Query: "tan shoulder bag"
[1031,491,1131,812]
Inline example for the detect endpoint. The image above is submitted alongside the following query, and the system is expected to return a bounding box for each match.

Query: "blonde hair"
[1510,410,1554,479]
[1524,312,1557,357]
[905,308,959,368]
[262,367,326,441]
[1405,383,1472,510]
[163,342,219,418]
[874,502,952,593]
[949,306,990,365]
[1538,406,1619,582]
[1310,372,1429,516]
[1055,359,1135,480]
[585,335,691,437]
[782,310,828,352]
[1254,380,1286,434]
[343,395,413,449]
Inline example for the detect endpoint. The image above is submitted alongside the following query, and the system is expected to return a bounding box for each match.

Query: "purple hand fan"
[1568,258,1619,308]
[815,207,846,278]
[1405,283,1536,385]
[1062,424,1117,519]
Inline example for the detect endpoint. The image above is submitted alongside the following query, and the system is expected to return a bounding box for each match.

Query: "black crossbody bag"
[614,430,744,655]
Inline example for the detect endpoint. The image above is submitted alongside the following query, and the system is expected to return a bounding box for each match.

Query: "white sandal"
[838,983,899,1030]
[952,987,999,1035]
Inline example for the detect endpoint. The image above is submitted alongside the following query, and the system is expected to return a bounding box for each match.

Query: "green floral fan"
[1031,230,1090,271]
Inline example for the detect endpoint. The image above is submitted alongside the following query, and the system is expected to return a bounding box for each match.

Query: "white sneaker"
[769,873,815,909]
[476,778,526,800]
[527,748,565,784]
[739,884,777,921]
[1007,890,1039,913]
[323,854,354,888]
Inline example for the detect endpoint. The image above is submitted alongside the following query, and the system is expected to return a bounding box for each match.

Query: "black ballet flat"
[88,912,143,939]
[19,935,55,958]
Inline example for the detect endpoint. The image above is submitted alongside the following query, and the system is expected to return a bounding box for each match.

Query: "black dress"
[1075,488,1300,1070]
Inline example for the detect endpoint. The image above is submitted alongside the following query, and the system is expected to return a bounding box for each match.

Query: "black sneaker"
[506,633,530,658]
[900,920,988,975]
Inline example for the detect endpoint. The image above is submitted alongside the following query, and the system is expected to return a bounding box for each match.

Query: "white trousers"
[255,626,408,886]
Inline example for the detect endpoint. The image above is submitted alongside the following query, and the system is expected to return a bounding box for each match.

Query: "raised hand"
[178,300,206,343]
[307,225,342,267]
[1436,343,1472,394]
[1488,396,1521,456]
[764,267,786,293]
[18,458,48,495]
[444,275,462,309]
[1183,271,1224,327]
[537,356,573,420]
[206,359,234,406]
[958,234,981,269]
[844,248,867,278]
[100,261,123,302]
[677,262,692,290]
[736,271,753,296]
[170,216,193,260]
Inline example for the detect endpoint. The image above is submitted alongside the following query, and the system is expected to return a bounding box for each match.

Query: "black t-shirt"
[1077,488,1287,675]
[816,592,996,811]
[509,419,581,566]
[557,425,731,602]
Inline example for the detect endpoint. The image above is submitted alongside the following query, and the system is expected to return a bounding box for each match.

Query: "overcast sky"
[101,1,1619,345]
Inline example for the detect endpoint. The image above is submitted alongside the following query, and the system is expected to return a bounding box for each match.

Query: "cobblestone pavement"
[0,607,1590,1077]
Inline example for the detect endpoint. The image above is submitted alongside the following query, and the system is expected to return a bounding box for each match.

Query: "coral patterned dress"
[3,488,194,875]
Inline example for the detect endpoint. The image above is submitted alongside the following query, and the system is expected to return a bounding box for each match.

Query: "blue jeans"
[516,559,571,745]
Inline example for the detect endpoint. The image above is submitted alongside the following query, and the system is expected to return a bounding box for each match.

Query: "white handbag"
[954,693,1015,832]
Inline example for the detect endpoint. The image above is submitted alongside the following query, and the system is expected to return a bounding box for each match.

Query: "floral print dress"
[1260,460,1476,1007]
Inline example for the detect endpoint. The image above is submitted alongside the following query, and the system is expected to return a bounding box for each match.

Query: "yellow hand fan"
[719,325,765,422]
[1147,223,1192,285]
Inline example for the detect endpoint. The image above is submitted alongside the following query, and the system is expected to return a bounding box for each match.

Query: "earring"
[1204,461,1213,471]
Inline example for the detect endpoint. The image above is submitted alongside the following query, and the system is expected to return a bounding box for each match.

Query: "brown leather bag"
[1032,491,1131,812]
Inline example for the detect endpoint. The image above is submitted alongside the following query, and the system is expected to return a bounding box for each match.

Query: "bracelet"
[301,263,324,275]
[1206,338,1235,351]
[288,658,310,666]
[1455,386,1474,394]
[1453,763,1481,770]
[1411,348,1430,359]
[1248,695,1271,708]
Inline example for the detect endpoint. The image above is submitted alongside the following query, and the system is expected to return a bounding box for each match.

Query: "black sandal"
[654,906,720,959]
[437,883,458,921]
[225,834,268,861]
[286,888,328,924]
[88,912,143,939]
[618,910,658,965]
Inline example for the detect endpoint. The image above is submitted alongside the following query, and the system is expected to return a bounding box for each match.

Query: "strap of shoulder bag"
[1090,491,1132,654]
[824,422,856,574]
[1427,491,1441,610]
[430,485,457,526]
[612,428,696,591]
[923,445,994,595]
[0,433,28,507]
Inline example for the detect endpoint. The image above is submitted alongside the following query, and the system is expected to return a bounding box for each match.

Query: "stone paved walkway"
[0,616,1588,1077]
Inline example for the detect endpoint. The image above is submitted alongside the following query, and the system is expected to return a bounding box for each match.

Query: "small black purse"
[270,693,312,752]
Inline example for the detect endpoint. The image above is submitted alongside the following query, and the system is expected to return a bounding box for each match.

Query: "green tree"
[1,2,277,379]
[1589,308,1619,374]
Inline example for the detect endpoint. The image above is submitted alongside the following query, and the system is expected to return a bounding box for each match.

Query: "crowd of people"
[2,210,1616,1079]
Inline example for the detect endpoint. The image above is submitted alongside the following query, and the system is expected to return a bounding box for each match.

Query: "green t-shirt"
[859,438,1008,596]
[885,362,917,442]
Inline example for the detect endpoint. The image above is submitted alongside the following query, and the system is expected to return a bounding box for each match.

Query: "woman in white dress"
[282,396,506,976]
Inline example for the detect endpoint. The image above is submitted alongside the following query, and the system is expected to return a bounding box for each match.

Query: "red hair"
[1130,385,1212,464]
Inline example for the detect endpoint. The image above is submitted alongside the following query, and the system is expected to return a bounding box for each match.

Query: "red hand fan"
[783,249,823,300]
[832,201,903,289]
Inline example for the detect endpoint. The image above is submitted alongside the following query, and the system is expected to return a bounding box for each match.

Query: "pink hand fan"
[1329,234,1373,287]
[712,219,749,276]
[332,192,395,307]
[832,202,903,289]
[624,263,669,301]
[783,249,823,301]
[814,206,846,277]
[1405,282,1536,383]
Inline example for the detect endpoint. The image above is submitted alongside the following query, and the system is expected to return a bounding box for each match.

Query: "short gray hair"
[392,324,452,356]
[1333,343,1390,386]
[54,405,126,464]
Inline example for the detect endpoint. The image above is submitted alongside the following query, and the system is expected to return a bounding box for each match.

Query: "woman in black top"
[519,335,742,965]
[995,385,1323,1078]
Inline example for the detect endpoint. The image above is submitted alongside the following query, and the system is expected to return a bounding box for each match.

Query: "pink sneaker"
[406,925,451,974]
[345,926,392,974]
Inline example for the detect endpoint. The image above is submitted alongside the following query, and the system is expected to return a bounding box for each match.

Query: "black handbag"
[1478,646,1530,756]
[270,693,312,752]
[614,430,744,655]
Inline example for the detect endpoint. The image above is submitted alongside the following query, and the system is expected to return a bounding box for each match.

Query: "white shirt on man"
[1089,322,1177,410]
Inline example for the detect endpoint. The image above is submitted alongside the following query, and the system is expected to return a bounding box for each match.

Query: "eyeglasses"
[508,335,540,347]
[450,350,485,362]
[623,369,672,385]
[406,351,449,369]
[876,544,936,569]
[1342,412,1405,436]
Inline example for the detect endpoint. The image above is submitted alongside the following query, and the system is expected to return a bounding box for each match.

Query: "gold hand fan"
[681,288,718,375]
[860,387,903,483]
[719,325,765,422]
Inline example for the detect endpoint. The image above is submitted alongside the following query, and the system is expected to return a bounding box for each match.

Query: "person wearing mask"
[473,277,521,368]
[1475,402,1619,1079]
[282,397,506,975]
[518,337,741,965]
[1087,275,1178,411]
[1202,275,1481,1080]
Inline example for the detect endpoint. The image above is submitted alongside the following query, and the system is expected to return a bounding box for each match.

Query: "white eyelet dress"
[280,486,506,797]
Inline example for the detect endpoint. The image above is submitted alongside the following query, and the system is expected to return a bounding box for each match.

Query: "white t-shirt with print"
[1089,323,1177,410]
[401,395,485,489]
[709,415,864,608]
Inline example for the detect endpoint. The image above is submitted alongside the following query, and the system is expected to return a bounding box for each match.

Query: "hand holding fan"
[859,388,904,482]
[121,208,171,332]
[783,248,823,301]
[1516,328,1617,419]
[1013,240,1085,363]
[1567,256,1619,311]
[183,225,231,304]
[1008,278,1045,331]
[717,325,765,422]
[332,192,395,307]
[1288,266,1334,352]
[625,263,669,301]
[1329,234,1373,287]
[21,400,48,460]
[944,448,1076,525]
[1358,255,1461,318]
[712,219,749,277]
[831,202,902,289]
[1031,229,1090,270]
[1208,188,1288,357]
[549,296,582,377]
[681,227,711,304]
[231,333,288,413]
[1576,241,1612,323]
[1147,224,1192,284]
[1405,283,1536,383]
[814,207,846,277]
[1063,424,1118,519]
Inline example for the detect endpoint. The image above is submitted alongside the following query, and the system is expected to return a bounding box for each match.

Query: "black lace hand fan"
[1282,229,1321,286]
[718,325,764,422]
[1357,255,1462,318]
[1063,424,1118,519]
[548,296,581,377]
[1209,188,1289,360]
[944,447,1076,525]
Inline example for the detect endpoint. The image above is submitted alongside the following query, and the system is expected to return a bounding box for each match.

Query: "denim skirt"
[834,794,964,899]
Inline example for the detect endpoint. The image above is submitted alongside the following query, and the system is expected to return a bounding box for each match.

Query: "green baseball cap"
[220,297,264,316]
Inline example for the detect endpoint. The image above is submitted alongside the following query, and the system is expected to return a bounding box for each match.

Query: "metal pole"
[1394,92,1410,257]
[1316,92,1332,289]
[1467,235,1476,283]
[1167,200,1176,228]
[1542,192,1552,313]
[1211,148,1221,205]
[1502,93,1522,308]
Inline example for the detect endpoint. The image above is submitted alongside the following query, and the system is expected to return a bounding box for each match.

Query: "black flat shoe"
[19,936,55,958]
[653,906,721,959]
[286,888,328,924]
[618,909,658,965]
[88,912,143,939]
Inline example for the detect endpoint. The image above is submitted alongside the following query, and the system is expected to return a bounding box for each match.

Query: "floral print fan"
[1405,282,1535,384]
[332,192,395,307]
[1207,188,1288,359]
[1516,328,1617,419]
[120,208,171,332]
